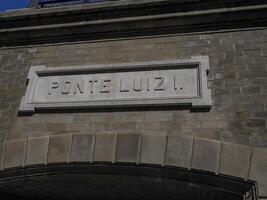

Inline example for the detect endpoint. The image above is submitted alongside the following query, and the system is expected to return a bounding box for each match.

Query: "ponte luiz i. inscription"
[19,56,211,113]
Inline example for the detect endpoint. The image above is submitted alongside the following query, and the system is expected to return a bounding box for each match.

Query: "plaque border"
[19,56,211,114]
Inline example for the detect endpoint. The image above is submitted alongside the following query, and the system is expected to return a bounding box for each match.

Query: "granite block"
[140,134,166,165]
[71,134,94,162]
[48,135,72,163]
[26,136,49,166]
[115,133,140,163]
[220,142,251,179]
[165,135,193,168]
[192,139,221,173]
[4,139,26,169]
[249,148,267,197]
[94,133,116,162]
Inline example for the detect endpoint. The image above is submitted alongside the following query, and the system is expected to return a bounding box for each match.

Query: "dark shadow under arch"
[0,164,256,200]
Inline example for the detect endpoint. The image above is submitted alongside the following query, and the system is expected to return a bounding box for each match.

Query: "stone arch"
[1,133,265,199]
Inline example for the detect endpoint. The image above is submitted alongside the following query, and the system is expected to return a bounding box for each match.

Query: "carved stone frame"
[19,56,211,114]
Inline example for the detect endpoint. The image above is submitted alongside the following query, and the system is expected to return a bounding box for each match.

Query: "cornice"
[0,0,267,47]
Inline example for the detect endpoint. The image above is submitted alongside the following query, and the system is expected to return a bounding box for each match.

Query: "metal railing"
[29,0,112,8]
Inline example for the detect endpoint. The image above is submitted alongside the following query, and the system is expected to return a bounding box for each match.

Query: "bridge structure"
[0,0,267,199]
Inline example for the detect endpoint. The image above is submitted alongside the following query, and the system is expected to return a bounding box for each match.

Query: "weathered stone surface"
[249,148,267,197]
[192,139,221,173]
[115,133,140,163]
[0,9,266,199]
[1,29,266,148]
[165,135,193,168]
[47,135,72,163]
[19,57,211,114]
[0,142,4,169]
[219,142,251,179]
[4,139,26,169]
[26,136,49,165]
[94,133,116,162]
[140,134,166,165]
[71,134,94,162]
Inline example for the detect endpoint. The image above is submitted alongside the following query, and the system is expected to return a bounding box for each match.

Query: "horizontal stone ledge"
[1,0,266,20]
[1,4,267,47]
[0,133,266,197]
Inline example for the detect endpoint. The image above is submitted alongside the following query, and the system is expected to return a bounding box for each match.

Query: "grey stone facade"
[0,0,266,199]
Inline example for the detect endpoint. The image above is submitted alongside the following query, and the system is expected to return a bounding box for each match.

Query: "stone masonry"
[0,0,267,199]
[0,31,266,145]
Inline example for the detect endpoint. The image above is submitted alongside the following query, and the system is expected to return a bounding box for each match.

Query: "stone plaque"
[19,56,211,113]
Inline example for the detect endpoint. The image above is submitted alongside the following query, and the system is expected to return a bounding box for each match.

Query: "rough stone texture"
[249,148,267,197]
[115,133,140,163]
[219,142,251,179]
[94,133,116,162]
[0,21,267,198]
[192,139,221,173]
[140,134,166,165]
[0,134,262,198]
[26,136,49,165]
[47,135,72,163]
[0,142,4,169]
[0,30,265,146]
[71,134,94,162]
[165,135,193,168]
[4,139,26,169]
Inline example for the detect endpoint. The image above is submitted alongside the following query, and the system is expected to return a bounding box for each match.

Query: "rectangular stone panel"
[19,57,211,114]
[71,134,94,162]
[192,139,221,173]
[94,133,116,162]
[219,142,251,179]
[26,136,49,166]
[4,139,27,169]
[165,135,193,168]
[140,134,166,165]
[115,133,140,163]
[47,135,72,163]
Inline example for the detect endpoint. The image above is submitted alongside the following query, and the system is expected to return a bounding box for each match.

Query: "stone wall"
[0,30,266,144]
[0,19,267,199]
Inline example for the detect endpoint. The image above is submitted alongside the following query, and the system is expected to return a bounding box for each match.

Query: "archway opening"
[0,164,256,200]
